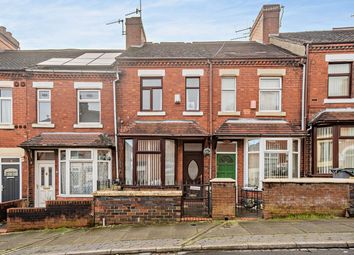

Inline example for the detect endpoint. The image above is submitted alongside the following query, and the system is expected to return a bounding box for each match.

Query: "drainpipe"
[301,62,306,131]
[113,71,120,182]
[207,59,213,181]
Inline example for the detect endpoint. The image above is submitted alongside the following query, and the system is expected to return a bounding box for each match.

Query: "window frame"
[244,138,300,189]
[259,77,282,113]
[313,125,354,175]
[140,77,163,112]
[77,90,101,124]
[0,87,13,125]
[123,138,177,187]
[327,62,352,99]
[185,77,200,112]
[37,89,52,124]
[59,148,112,197]
[221,77,236,112]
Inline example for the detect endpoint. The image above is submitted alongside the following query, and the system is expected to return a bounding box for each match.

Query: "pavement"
[0,219,353,254]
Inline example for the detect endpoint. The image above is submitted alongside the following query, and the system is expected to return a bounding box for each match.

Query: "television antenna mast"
[106,0,142,35]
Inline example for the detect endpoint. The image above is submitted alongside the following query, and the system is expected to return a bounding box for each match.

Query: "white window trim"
[182,111,203,116]
[325,54,354,62]
[0,87,13,125]
[37,89,52,125]
[59,148,112,197]
[32,82,54,89]
[182,69,204,77]
[74,82,103,89]
[221,77,237,112]
[244,138,300,189]
[259,77,282,113]
[77,90,101,125]
[257,69,286,76]
[137,111,166,116]
[0,81,14,88]
[138,70,165,77]
[0,157,22,203]
[324,98,354,104]
[219,69,240,77]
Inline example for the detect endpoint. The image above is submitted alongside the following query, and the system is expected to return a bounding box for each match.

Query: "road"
[186,249,354,255]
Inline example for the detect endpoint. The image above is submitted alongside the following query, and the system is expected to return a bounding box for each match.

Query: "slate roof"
[310,111,354,125]
[215,119,304,137]
[118,41,298,60]
[119,120,208,137]
[274,29,354,44]
[20,132,114,148]
[0,49,122,71]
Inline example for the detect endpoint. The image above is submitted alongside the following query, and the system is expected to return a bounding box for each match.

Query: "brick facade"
[263,179,354,219]
[211,179,236,220]
[7,200,93,232]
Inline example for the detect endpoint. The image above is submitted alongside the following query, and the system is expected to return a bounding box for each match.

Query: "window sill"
[218,111,241,116]
[256,111,286,117]
[0,124,14,130]
[32,123,55,128]
[324,98,354,104]
[182,111,203,116]
[73,123,103,128]
[137,111,166,116]
[58,194,93,198]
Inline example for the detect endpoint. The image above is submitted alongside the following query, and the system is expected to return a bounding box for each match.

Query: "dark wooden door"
[2,164,20,202]
[183,152,203,185]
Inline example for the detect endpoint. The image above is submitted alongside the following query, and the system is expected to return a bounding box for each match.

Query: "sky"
[0,0,353,50]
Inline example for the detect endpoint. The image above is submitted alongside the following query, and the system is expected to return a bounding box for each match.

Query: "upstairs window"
[259,77,282,112]
[37,89,51,123]
[186,78,200,111]
[0,88,12,124]
[78,90,100,123]
[221,77,236,112]
[328,63,351,98]
[141,78,162,111]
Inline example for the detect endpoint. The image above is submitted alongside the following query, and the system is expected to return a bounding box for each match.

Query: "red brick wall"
[94,195,181,224]
[7,200,93,232]
[263,181,353,219]
[307,45,354,120]
[0,199,26,221]
[211,181,236,219]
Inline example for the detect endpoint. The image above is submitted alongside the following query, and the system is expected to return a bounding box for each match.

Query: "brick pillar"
[211,178,236,220]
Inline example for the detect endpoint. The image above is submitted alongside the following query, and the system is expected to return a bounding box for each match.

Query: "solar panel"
[63,58,94,65]
[76,53,104,59]
[88,58,116,65]
[37,58,73,66]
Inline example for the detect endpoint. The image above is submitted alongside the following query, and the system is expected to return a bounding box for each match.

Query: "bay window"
[328,63,351,98]
[59,149,111,196]
[0,88,12,124]
[259,77,282,112]
[246,138,300,189]
[186,78,200,111]
[124,139,176,186]
[315,126,354,174]
[221,77,236,112]
[141,78,162,111]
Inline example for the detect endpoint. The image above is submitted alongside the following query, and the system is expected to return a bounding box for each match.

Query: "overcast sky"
[0,0,353,49]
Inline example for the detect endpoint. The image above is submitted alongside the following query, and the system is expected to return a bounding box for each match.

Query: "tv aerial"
[106,0,142,36]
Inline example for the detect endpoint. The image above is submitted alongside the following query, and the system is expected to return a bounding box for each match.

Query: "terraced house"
[0,3,353,223]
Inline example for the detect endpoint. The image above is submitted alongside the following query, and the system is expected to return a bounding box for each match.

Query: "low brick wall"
[263,178,354,219]
[93,190,182,225]
[211,178,236,220]
[7,200,93,232]
[0,199,27,221]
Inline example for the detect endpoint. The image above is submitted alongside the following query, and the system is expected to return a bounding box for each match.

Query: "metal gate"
[182,184,211,218]
[236,187,263,218]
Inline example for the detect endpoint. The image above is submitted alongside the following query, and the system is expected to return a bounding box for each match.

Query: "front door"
[2,164,20,202]
[216,154,236,179]
[35,162,55,207]
[183,151,203,185]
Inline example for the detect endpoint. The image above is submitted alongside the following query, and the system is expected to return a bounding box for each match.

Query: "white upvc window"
[221,77,236,112]
[59,149,111,197]
[37,89,51,123]
[77,90,101,124]
[259,77,282,112]
[245,138,300,189]
[0,88,12,124]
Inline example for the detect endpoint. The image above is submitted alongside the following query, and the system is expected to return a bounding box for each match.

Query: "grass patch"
[270,213,337,221]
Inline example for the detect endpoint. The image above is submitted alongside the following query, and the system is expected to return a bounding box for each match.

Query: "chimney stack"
[125,17,146,49]
[0,26,20,50]
[250,4,281,44]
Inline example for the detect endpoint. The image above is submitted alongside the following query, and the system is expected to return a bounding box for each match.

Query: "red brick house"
[116,4,305,202]
[0,28,122,206]
[271,28,354,177]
